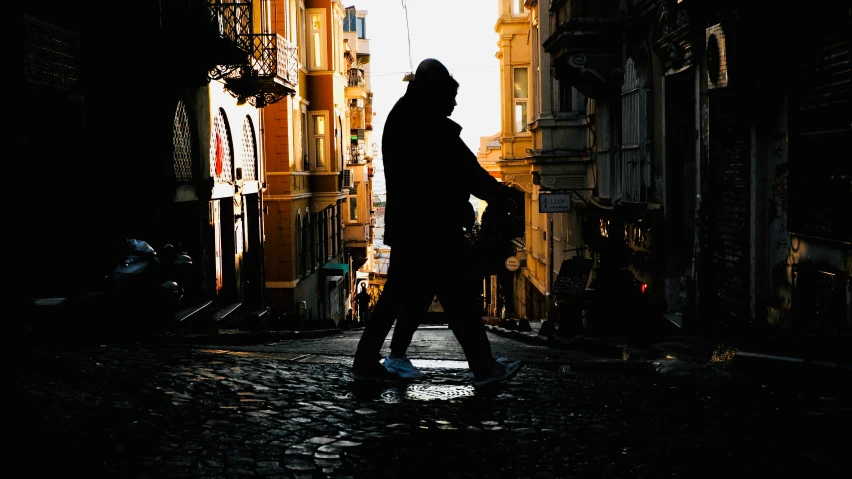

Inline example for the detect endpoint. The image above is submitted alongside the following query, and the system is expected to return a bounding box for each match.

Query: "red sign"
[214,133,224,177]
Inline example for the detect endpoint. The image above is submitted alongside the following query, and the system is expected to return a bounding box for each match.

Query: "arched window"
[211,108,235,183]
[241,116,258,181]
[172,99,196,185]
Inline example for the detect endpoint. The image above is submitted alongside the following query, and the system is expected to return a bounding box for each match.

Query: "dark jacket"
[382,90,513,248]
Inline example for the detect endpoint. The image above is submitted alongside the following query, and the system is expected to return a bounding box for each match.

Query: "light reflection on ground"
[711,343,738,364]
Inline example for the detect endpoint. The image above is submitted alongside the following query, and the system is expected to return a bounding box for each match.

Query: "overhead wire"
[401,0,413,74]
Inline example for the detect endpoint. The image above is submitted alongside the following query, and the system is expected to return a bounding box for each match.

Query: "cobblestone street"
[17,327,850,478]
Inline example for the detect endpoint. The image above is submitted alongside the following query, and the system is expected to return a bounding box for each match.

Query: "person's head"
[407,58,459,117]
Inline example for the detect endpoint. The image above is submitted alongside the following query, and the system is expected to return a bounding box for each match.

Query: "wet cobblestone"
[18,342,849,478]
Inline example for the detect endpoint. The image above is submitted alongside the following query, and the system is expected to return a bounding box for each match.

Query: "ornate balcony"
[348,68,365,87]
[348,145,367,165]
[153,1,251,79]
[346,68,367,103]
[222,33,299,107]
[543,0,623,99]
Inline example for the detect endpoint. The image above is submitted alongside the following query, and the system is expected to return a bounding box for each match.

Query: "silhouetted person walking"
[355,282,371,325]
[351,58,522,389]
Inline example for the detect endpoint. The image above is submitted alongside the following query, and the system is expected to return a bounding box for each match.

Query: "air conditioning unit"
[342,169,354,189]
[705,24,729,89]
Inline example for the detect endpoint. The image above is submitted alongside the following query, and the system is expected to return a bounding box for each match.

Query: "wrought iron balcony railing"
[348,68,365,88]
[209,1,252,51]
[252,34,299,84]
[204,1,253,79]
[155,1,251,77]
[222,33,299,106]
[348,145,366,165]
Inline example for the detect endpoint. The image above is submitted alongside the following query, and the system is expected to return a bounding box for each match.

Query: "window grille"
[595,102,616,200]
[173,99,195,184]
[619,57,650,203]
[298,211,309,278]
[241,116,257,181]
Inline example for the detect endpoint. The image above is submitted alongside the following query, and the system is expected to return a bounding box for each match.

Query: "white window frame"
[348,189,359,222]
[513,67,530,134]
[332,7,344,74]
[297,102,308,171]
[298,2,307,67]
[356,16,365,39]
[307,8,328,71]
[310,111,329,170]
[511,0,525,15]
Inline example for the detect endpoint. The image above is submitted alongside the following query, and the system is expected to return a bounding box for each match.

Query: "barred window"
[330,204,340,257]
[172,99,195,184]
[307,210,316,272]
[317,209,329,264]
[240,116,258,181]
[298,211,309,278]
[619,56,650,203]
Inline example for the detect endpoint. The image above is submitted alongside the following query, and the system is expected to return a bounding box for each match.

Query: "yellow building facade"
[496,0,594,324]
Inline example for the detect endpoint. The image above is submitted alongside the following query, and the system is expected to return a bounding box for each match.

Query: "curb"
[486,325,639,360]
[731,350,852,378]
[156,328,343,346]
[563,358,658,374]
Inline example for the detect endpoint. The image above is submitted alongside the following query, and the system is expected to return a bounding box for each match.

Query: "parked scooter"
[103,238,193,341]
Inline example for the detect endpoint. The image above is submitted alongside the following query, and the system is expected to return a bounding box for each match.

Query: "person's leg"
[381,290,433,380]
[436,269,496,378]
[377,245,431,358]
[388,295,432,358]
[358,244,431,361]
[352,278,404,371]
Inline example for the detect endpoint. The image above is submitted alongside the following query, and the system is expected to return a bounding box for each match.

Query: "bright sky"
[353,1,501,157]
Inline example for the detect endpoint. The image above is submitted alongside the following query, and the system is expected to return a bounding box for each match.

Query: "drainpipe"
[547,215,554,322]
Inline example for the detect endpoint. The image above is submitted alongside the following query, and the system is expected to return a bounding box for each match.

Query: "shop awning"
[320,263,349,276]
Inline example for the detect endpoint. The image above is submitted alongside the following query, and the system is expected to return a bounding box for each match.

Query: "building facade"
[24,1,377,332]
[23,0,288,329]
[342,6,377,301]
[495,0,594,327]
[261,0,374,328]
[543,0,850,336]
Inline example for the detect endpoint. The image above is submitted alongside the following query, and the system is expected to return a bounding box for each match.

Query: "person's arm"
[456,136,516,204]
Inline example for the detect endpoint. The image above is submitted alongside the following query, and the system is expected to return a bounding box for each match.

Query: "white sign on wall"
[539,193,573,213]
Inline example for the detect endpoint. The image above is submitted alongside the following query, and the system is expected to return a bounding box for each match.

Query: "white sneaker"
[466,357,518,379]
[383,354,426,380]
[472,357,522,389]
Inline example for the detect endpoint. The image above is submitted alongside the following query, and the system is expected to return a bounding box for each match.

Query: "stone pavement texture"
[17,326,851,478]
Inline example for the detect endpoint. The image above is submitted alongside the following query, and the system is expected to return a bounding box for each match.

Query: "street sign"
[539,193,573,213]
[505,256,520,271]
